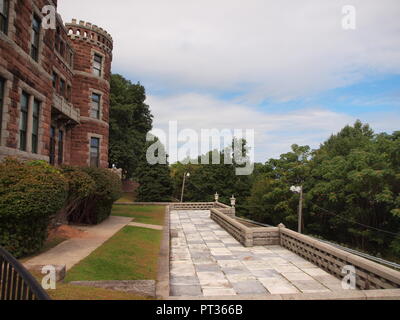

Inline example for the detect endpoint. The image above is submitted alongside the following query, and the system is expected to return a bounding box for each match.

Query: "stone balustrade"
[166,202,400,298]
[279,227,400,290]
[210,208,280,246]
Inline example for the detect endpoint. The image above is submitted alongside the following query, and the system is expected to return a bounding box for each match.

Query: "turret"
[65,19,113,168]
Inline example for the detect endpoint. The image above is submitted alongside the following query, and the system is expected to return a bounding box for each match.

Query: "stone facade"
[0,0,113,168]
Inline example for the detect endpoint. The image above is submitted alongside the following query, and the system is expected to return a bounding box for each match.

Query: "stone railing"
[279,227,400,290]
[169,201,235,212]
[52,93,80,123]
[210,208,280,246]
[170,202,215,210]
[165,201,400,298]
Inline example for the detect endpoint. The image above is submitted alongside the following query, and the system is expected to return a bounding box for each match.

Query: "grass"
[115,192,136,203]
[47,283,153,300]
[65,226,162,282]
[30,271,151,300]
[112,205,165,226]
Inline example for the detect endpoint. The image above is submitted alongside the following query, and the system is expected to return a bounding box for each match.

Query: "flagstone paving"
[169,210,347,297]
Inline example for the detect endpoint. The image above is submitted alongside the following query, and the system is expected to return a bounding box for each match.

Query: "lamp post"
[180,172,190,203]
[230,195,236,208]
[230,195,236,216]
[290,185,303,233]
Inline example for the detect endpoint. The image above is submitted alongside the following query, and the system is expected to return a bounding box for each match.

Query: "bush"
[0,158,68,257]
[57,166,96,223]
[67,167,122,225]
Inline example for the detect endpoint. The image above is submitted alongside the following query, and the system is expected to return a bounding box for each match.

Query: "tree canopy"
[109,74,153,179]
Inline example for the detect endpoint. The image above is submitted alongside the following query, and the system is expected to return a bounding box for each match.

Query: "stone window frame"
[87,133,102,167]
[55,17,75,70]
[31,97,41,154]
[0,66,12,147]
[57,128,64,165]
[91,49,105,79]
[19,91,29,151]
[16,81,46,155]
[52,68,72,100]
[89,88,104,121]
[0,0,10,34]
[29,4,45,66]
[1,0,16,38]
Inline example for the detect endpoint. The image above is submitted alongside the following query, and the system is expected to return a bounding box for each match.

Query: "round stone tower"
[65,19,113,168]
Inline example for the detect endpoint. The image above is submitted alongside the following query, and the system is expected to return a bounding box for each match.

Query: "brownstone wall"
[0,0,54,161]
[66,19,113,168]
[0,1,113,168]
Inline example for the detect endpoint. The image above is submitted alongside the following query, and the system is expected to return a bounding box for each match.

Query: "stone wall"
[0,1,112,168]
[280,227,400,290]
[210,208,280,247]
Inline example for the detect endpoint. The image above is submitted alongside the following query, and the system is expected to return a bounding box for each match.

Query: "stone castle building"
[0,0,113,168]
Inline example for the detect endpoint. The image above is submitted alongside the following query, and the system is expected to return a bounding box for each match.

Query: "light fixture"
[230,195,236,207]
[290,186,302,194]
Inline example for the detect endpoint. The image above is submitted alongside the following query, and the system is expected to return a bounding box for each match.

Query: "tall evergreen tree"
[136,138,173,202]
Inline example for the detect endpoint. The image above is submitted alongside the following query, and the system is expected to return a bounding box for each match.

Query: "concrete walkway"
[170,210,348,297]
[128,222,163,230]
[24,216,132,270]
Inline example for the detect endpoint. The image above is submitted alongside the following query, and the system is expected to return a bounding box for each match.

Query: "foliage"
[136,139,173,202]
[0,158,68,257]
[57,166,96,222]
[109,74,153,179]
[170,139,252,210]
[67,167,122,225]
[244,121,400,259]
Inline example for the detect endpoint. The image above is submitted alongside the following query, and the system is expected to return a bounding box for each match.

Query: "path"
[128,222,163,230]
[170,210,348,297]
[24,216,132,270]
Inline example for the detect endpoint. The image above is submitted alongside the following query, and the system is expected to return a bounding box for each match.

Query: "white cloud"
[59,0,400,102]
[58,1,400,161]
[146,93,357,162]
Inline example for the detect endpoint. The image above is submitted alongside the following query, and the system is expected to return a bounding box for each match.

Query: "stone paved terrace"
[170,210,349,297]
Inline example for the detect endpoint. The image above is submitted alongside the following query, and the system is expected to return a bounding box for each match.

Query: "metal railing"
[0,246,51,300]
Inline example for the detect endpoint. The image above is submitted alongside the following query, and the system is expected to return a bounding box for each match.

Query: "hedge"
[62,167,122,225]
[0,159,68,258]
[0,159,122,258]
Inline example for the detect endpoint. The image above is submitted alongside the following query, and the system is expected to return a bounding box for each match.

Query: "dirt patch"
[48,225,89,241]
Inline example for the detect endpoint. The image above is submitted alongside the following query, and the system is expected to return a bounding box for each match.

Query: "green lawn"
[65,226,162,282]
[112,205,165,226]
[48,283,153,300]
[30,271,151,300]
[115,192,136,203]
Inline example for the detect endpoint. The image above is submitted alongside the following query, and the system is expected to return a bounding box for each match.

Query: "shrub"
[67,167,122,225]
[57,166,96,223]
[0,158,68,257]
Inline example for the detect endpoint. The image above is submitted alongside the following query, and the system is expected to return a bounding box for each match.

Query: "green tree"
[136,138,173,202]
[109,74,153,178]
[245,144,311,228]
[308,124,400,256]
[170,139,252,208]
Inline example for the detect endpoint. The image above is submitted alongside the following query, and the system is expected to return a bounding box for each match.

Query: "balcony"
[52,93,80,124]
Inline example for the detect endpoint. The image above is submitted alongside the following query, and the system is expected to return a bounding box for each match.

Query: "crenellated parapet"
[65,19,113,54]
